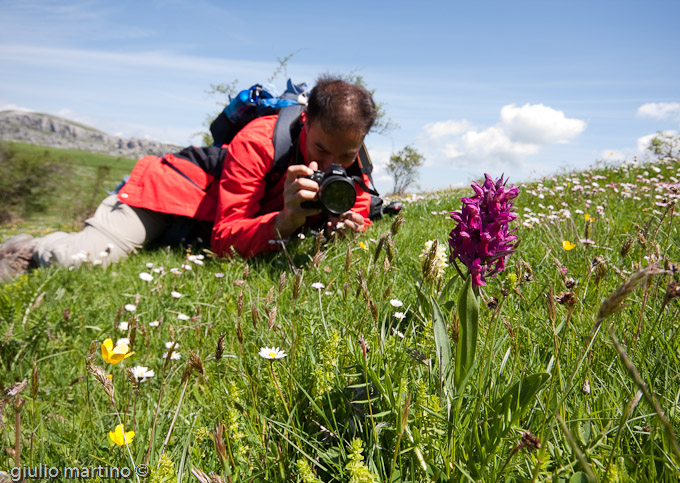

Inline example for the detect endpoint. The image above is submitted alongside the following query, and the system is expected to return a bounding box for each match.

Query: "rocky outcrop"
[0,110,182,159]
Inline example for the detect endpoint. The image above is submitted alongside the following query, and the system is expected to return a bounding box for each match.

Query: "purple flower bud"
[449,173,519,286]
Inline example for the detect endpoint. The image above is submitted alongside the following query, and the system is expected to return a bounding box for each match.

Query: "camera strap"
[353,144,380,197]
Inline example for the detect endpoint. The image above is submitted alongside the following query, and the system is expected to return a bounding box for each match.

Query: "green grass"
[1,150,679,482]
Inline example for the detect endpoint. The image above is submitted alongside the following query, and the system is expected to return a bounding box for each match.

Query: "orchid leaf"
[454,276,478,393]
[431,296,455,399]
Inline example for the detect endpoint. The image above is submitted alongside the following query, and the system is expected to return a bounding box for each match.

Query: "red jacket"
[118,114,372,258]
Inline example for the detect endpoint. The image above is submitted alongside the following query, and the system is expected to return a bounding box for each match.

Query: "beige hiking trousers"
[33,195,169,267]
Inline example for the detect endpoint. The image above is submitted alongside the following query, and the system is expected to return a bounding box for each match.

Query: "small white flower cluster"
[187,254,204,266]
[163,341,181,360]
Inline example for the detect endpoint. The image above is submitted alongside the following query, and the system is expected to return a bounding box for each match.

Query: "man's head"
[305,76,377,171]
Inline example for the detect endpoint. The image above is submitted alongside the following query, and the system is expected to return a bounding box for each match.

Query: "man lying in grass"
[0,77,378,282]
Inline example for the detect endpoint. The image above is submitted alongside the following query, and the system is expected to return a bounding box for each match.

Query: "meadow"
[0,143,679,482]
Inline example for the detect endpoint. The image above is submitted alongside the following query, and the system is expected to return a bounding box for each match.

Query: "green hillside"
[0,141,137,236]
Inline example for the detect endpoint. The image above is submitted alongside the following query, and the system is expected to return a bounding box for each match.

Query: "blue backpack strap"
[265,104,306,190]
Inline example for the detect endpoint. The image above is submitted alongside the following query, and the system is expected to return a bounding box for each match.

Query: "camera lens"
[320,177,356,215]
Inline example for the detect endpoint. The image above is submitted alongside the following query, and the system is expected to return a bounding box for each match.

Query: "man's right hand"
[273,161,322,239]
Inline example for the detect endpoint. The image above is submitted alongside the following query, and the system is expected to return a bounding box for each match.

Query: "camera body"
[301,163,357,215]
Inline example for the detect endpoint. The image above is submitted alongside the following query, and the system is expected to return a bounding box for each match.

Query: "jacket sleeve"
[211,118,281,259]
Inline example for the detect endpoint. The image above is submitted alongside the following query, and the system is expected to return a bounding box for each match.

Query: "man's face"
[304,120,364,172]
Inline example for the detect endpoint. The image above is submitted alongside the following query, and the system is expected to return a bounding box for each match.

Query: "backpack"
[209,79,384,212]
[209,79,307,147]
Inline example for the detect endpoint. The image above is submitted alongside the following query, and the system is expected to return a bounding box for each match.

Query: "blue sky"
[1,0,679,194]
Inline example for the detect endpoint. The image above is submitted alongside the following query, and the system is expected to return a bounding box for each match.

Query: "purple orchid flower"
[449,173,519,287]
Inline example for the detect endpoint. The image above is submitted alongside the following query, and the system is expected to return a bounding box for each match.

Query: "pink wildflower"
[449,173,519,286]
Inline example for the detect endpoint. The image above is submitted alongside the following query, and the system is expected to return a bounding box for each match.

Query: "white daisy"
[311,282,325,290]
[146,262,154,268]
[139,272,153,282]
[214,272,225,278]
[124,304,137,312]
[165,341,179,349]
[177,313,190,321]
[118,321,129,331]
[258,346,287,360]
[130,366,155,383]
[393,312,406,320]
[162,351,181,360]
[149,320,160,327]
[390,299,404,307]
[170,291,182,299]
[116,337,130,346]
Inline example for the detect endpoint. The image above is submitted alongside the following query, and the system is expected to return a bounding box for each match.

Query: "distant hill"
[0,110,182,159]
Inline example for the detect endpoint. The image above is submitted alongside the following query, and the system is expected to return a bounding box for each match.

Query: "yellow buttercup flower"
[109,424,135,446]
[584,213,592,222]
[562,240,576,251]
[101,338,134,365]
[359,241,368,251]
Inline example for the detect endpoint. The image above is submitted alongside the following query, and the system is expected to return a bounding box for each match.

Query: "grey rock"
[0,110,182,159]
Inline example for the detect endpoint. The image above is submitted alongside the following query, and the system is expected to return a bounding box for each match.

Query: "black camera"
[301,164,357,215]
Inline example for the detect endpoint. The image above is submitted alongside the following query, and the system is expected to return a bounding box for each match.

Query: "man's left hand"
[325,211,365,237]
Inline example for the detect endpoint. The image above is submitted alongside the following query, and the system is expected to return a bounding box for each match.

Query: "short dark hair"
[306,76,377,136]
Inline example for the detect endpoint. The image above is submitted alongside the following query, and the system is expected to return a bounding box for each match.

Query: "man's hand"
[325,210,366,238]
[274,161,322,239]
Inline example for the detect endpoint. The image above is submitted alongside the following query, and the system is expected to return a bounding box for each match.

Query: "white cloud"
[460,126,539,160]
[0,102,33,112]
[500,103,586,144]
[600,129,679,162]
[418,103,586,174]
[56,108,96,127]
[636,132,659,153]
[636,102,680,122]
[423,119,473,139]
[636,129,678,153]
